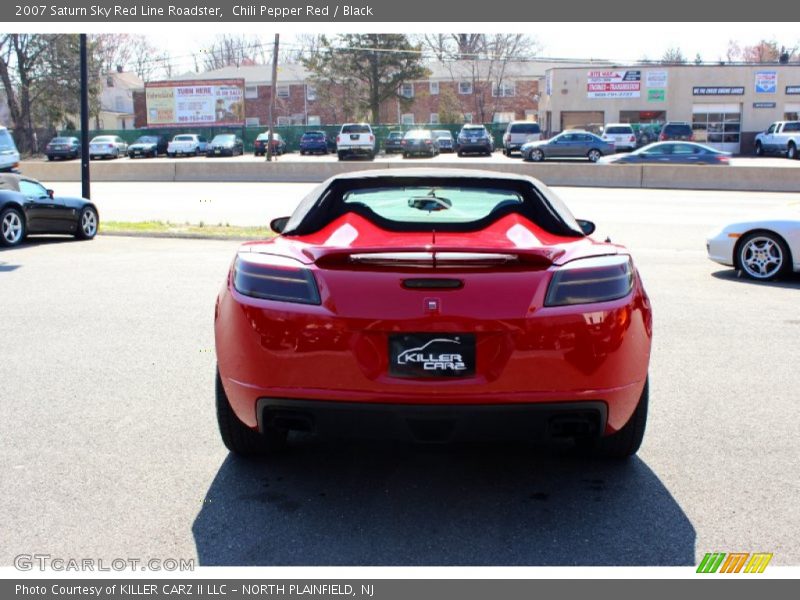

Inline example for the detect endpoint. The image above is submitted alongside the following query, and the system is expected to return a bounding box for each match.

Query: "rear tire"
[787,142,797,160]
[591,378,649,458]
[216,367,287,457]
[337,151,345,161]
[755,141,763,156]
[75,206,98,240]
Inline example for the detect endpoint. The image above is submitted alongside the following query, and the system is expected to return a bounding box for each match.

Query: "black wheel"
[787,142,797,160]
[754,142,763,156]
[735,230,791,280]
[216,367,286,457]
[0,207,25,247]
[75,206,98,240]
[167,153,174,158]
[337,151,345,161]
[403,152,409,159]
[587,149,602,162]
[457,150,464,157]
[591,378,649,458]
[47,155,54,161]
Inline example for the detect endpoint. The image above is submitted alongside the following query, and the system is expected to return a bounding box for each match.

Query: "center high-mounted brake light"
[545,255,634,307]
[232,253,320,305]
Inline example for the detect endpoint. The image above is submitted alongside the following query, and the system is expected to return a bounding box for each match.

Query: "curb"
[99,231,263,241]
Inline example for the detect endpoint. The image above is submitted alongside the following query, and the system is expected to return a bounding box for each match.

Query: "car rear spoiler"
[303,246,565,268]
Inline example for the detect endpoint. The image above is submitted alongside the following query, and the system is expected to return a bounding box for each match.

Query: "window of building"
[245,86,258,99]
[692,104,741,146]
[429,113,440,124]
[429,81,440,95]
[401,113,415,125]
[785,104,800,121]
[492,112,515,123]
[276,116,291,126]
[400,83,414,99]
[463,113,473,123]
[307,115,321,126]
[458,81,473,95]
[114,96,125,112]
[306,86,316,101]
[492,81,516,97]
[245,117,260,127]
[276,85,290,98]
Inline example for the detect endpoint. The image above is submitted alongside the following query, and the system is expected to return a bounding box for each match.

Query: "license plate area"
[389,333,475,378]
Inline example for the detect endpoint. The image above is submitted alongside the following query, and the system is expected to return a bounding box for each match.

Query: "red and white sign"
[145,78,246,127]
[587,70,641,99]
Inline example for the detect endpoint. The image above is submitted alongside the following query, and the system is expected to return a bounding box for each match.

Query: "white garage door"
[692,103,741,153]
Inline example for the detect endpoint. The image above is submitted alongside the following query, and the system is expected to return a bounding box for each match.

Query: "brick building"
[133,59,610,128]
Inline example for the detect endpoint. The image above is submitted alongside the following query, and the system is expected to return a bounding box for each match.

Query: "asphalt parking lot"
[1,188,799,566]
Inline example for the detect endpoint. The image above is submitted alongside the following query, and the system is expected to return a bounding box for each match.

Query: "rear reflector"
[402,278,464,290]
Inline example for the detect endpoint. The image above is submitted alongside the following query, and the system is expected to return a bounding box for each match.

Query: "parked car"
[207,134,244,157]
[0,173,99,247]
[502,121,542,156]
[601,123,637,151]
[383,131,405,154]
[521,131,614,162]
[457,124,494,156]
[299,131,330,155]
[634,123,662,147]
[45,136,80,161]
[337,123,376,160]
[401,129,439,158]
[754,121,800,159]
[127,135,168,158]
[432,129,455,153]
[597,141,731,165]
[254,132,286,156]
[167,134,209,157]
[89,135,127,160]
[0,126,20,173]
[658,122,694,142]
[214,169,652,458]
[707,203,800,280]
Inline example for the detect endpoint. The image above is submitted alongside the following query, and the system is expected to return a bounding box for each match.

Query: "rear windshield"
[404,130,430,139]
[388,132,403,139]
[343,187,522,224]
[341,124,371,134]
[509,123,541,134]
[135,136,158,143]
[605,126,633,134]
[0,130,14,150]
[213,135,236,142]
[91,136,114,143]
[50,137,74,144]
[302,132,324,139]
[433,130,452,138]
[664,124,692,134]
[173,135,195,141]
[462,126,486,133]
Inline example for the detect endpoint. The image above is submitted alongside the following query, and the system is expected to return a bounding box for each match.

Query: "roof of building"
[105,71,144,89]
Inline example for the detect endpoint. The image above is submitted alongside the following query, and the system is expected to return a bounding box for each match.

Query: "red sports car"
[214,169,652,458]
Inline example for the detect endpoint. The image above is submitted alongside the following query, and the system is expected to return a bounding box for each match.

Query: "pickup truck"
[167,134,210,157]
[336,123,376,160]
[754,121,800,159]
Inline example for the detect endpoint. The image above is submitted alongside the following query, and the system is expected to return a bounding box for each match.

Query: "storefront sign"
[755,71,777,94]
[693,87,745,96]
[787,86,800,95]
[587,70,641,98]
[753,102,776,108]
[646,70,668,88]
[647,89,666,102]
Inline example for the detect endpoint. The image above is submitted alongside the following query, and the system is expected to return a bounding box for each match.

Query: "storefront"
[540,64,800,154]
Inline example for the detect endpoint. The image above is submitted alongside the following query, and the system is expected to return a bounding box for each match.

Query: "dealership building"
[539,64,800,154]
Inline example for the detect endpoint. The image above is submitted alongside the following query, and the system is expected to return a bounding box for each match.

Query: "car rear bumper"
[458,143,492,152]
[256,397,607,443]
[339,146,375,154]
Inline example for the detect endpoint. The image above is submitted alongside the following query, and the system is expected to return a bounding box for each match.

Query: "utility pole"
[266,34,279,162]
[80,34,90,199]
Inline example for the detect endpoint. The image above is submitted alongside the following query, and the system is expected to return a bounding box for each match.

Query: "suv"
[659,122,694,142]
[167,134,209,157]
[754,121,800,159]
[383,131,404,154]
[336,123,376,160]
[601,123,637,151]
[457,124,494,156]
[502,121,541,156]
[0,127,20,173]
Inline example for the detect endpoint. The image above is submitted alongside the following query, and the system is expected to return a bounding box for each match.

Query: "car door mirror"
[576,219,596,236]
[270,216,290,234]
[47,189,54,199]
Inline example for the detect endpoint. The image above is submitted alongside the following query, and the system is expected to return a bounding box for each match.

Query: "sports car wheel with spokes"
[76,206,98,240]
[737,232,790,280]
[1,208,25,247]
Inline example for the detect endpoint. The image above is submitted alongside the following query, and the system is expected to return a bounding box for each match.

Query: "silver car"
[89,135,128,160]
[521,130,615,162]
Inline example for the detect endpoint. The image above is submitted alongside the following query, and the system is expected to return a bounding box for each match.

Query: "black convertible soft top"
[282,169,585,237]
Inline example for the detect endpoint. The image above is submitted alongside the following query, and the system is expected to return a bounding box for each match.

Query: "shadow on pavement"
[711,268,800,289]
[193,439,694,566]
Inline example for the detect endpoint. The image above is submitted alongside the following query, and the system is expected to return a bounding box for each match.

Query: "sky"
[149,22,800,72]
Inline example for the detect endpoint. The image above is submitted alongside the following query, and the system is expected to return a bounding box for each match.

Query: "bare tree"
[660,47,687,65]
[725,38,798,63]
[201,34,269,70]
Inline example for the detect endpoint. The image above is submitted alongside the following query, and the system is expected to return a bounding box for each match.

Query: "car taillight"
[369,135,374,142]
[629,135,636,142]
[336,135,341,143]
[715,155,730,164]
[689,133,695,141]
[401,140,407,145]
[107,144,114,148]
[658,133,666,141]
[425,139,432,144]
[232,253,320,305]
[504,134,510,142]
[545,255,634,307]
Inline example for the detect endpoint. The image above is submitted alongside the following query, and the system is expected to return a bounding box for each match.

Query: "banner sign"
[786,86,800,95]
[645,70,668,88]
[755,71,777,94]
[647,89,666,102]
[144,78,245,127]
[587,70,641,98]
[692,87,744,96]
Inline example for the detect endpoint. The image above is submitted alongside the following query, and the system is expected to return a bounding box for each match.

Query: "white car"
[167,134,210,157]
[89,135,128,160]
[601,123,637,151]
[706,203,800,280]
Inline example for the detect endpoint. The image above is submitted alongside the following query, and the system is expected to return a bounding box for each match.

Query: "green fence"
[60,123,511,153]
